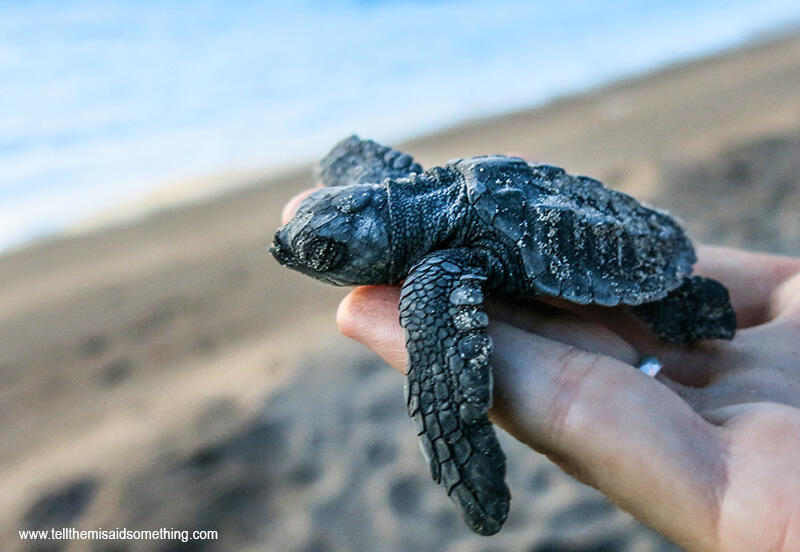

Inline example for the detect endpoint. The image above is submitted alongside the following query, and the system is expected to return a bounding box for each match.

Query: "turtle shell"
[451,156,696,306]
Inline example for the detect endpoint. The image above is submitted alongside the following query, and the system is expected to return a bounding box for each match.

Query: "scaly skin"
[270,135,738,535]
[317,134,423,188]
[400,249,509,535]
[631,275,737,342]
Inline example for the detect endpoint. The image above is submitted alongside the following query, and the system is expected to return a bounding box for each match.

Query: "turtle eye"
[302,236,345,272]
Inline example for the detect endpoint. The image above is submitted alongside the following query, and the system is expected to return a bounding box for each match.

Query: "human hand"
[284,191,800,551]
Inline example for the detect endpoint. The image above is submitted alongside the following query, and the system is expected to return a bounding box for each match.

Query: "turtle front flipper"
[630,276,737,343]
[317,135,422,187]
[399,249,510,535]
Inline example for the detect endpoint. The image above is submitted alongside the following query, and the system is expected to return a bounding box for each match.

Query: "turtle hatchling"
[270,135,736,535]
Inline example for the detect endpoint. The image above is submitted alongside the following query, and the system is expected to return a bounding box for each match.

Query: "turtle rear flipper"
[317,135,422,187]
[400,249,510,536]
[631,276,736,343]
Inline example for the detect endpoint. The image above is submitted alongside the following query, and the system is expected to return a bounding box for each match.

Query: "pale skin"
[284,190,800,551]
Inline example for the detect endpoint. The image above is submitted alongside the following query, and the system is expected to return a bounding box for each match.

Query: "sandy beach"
[2,32,800,552]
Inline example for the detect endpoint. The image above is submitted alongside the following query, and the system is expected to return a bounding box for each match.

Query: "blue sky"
[1,0,799,251]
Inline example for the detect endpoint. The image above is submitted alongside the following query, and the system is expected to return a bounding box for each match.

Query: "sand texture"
[2,33,800,552]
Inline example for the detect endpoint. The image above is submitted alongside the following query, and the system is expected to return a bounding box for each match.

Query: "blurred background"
[2,1,800,551]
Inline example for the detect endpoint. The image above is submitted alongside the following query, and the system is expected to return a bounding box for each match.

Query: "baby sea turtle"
[271,135,736,535]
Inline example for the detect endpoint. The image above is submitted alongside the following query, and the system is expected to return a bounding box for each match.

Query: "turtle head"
[270,185,393,285]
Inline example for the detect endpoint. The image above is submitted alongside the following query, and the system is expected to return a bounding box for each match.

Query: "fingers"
[281,188,317,224]
[487,322,725,552]
[486,297,638,365]
[513,297,723,387]
[694,245,800,327]
[337,283,720,387]
[338,285,725,550]
[338,286,640,371]
[337,286,407,369]
[770,270,800,319]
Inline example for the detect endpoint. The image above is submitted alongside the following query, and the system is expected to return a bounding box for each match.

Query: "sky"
[1,0,799,251]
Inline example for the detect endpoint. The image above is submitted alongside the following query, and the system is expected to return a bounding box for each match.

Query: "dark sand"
[2,33,800,552]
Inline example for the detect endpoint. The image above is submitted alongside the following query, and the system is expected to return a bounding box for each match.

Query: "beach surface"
[3,33,800,551]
